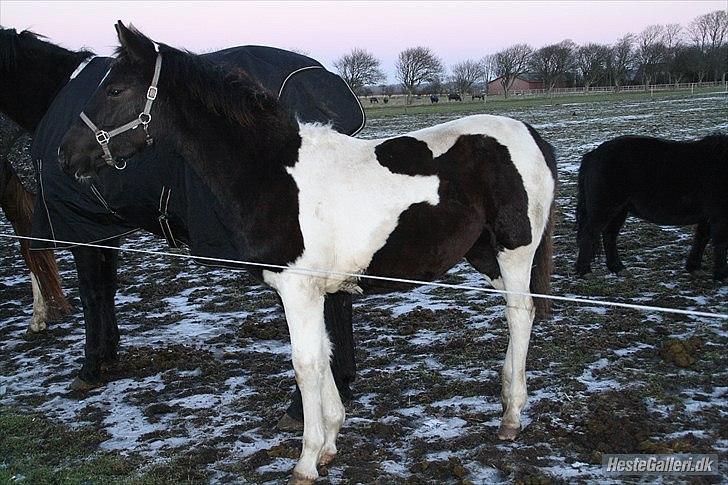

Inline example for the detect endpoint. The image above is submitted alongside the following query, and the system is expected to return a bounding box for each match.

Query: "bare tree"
[576,43,610,89]
[662,23,683,84]
[608,34,635,89]
[480,54,497,94]
[688,10,728,82]
[333,48,385,95]
[450,60,486,95]
[395,46,444,104]
[637,24,667,88]
[529,40,576,92]
[493,43,533,98]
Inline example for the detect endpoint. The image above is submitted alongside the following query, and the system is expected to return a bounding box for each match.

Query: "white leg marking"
[276,276,338,481]
[496,246,536,438]
[29,272,48,333]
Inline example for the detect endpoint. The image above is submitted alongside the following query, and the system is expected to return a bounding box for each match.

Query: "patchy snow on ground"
[1,93,727,483]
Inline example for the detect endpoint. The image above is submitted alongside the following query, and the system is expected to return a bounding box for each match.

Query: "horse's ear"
[115,20,155,64]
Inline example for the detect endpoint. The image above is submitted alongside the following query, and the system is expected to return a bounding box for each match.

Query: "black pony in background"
[0,27,362,428]
[575,134,728,280]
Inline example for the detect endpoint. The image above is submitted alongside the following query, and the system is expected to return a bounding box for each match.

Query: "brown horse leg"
[0,168,71,332]
[686,221,710,273]
[602,206,629,275]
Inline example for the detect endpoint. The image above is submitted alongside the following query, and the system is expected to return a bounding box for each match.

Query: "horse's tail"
[2,166,72,319]
[524,123,557,321]
[575,150,601,257]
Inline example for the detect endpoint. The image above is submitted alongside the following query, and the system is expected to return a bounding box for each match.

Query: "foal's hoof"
[288,471,316,485]
[497,424,520,441]
[318,452,336,467]
[68,377,101,392]
[277,412,304,432]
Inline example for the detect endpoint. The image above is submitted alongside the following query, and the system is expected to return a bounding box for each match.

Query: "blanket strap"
[158,185,179,249]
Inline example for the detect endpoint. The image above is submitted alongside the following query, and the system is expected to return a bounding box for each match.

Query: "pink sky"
[2,1,724,79]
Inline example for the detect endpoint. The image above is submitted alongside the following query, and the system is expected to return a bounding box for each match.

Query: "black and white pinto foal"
[60,23,557,483]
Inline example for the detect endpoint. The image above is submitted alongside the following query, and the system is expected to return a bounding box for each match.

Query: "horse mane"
[0,27,92,71]
[115,28,291,135]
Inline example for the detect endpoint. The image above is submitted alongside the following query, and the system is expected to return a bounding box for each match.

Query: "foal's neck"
[166,92,301,208]
[0,44,89,132]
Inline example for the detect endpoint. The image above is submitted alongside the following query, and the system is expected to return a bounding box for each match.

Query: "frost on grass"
[1,94,727,482]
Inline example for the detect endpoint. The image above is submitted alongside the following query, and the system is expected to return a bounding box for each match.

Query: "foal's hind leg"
[686,221,710,273]
[495,246,536,441]
[602,206,629,275]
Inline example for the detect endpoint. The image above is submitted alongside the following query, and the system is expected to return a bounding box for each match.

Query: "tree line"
[333,10,727,102]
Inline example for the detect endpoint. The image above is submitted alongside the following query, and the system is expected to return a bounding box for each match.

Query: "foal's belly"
[360,201,486,293]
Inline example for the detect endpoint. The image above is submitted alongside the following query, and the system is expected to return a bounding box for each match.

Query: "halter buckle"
[114,159,127,170]
[147,86,158,100]
[95,130,110,145]
[139,112,152,125]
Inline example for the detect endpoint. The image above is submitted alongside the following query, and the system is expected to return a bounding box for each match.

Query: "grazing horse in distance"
[430,94,439,103]
[0,114,71,332]
[59,23,557,483]
[472,93,485,101]
[368,97,378,104]
[448,93,462,101]
[575,134,728,280]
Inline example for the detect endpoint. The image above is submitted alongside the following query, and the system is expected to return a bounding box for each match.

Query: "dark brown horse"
[0,115,71,331]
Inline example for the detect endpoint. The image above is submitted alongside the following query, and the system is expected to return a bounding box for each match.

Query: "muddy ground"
[1,93,727,483]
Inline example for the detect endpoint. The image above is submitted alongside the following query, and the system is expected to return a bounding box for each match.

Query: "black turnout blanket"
[30,46,365,267]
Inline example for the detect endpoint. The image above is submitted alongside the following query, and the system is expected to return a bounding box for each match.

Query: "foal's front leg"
[275,277,344,483]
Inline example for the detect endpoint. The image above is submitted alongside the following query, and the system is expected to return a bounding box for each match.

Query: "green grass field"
[363,85,727,118]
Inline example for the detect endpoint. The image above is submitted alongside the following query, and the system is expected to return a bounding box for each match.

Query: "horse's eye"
[107,88,124,97]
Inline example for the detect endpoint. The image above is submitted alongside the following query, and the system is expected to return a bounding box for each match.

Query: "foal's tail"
[1,165,72,319]
[531,207,554,320]
[525,123,557,321]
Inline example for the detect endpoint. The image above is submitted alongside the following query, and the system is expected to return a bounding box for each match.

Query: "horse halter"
[79,43,162,170]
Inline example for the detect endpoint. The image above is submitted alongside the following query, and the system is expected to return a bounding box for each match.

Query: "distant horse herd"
[1,24,726,484]
[368,92,486,104]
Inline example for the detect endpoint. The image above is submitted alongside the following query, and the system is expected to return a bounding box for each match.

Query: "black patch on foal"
[374,136,436,176]
[363,134,531,292]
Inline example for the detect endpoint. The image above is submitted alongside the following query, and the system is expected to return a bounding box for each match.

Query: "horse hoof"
[497,424,520,441]
[318,452,336,467]
[68,377,101,392]
[688,269,705,279]
[24,326,47,338]
[277,412,304,432]
[288,471,316,485]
